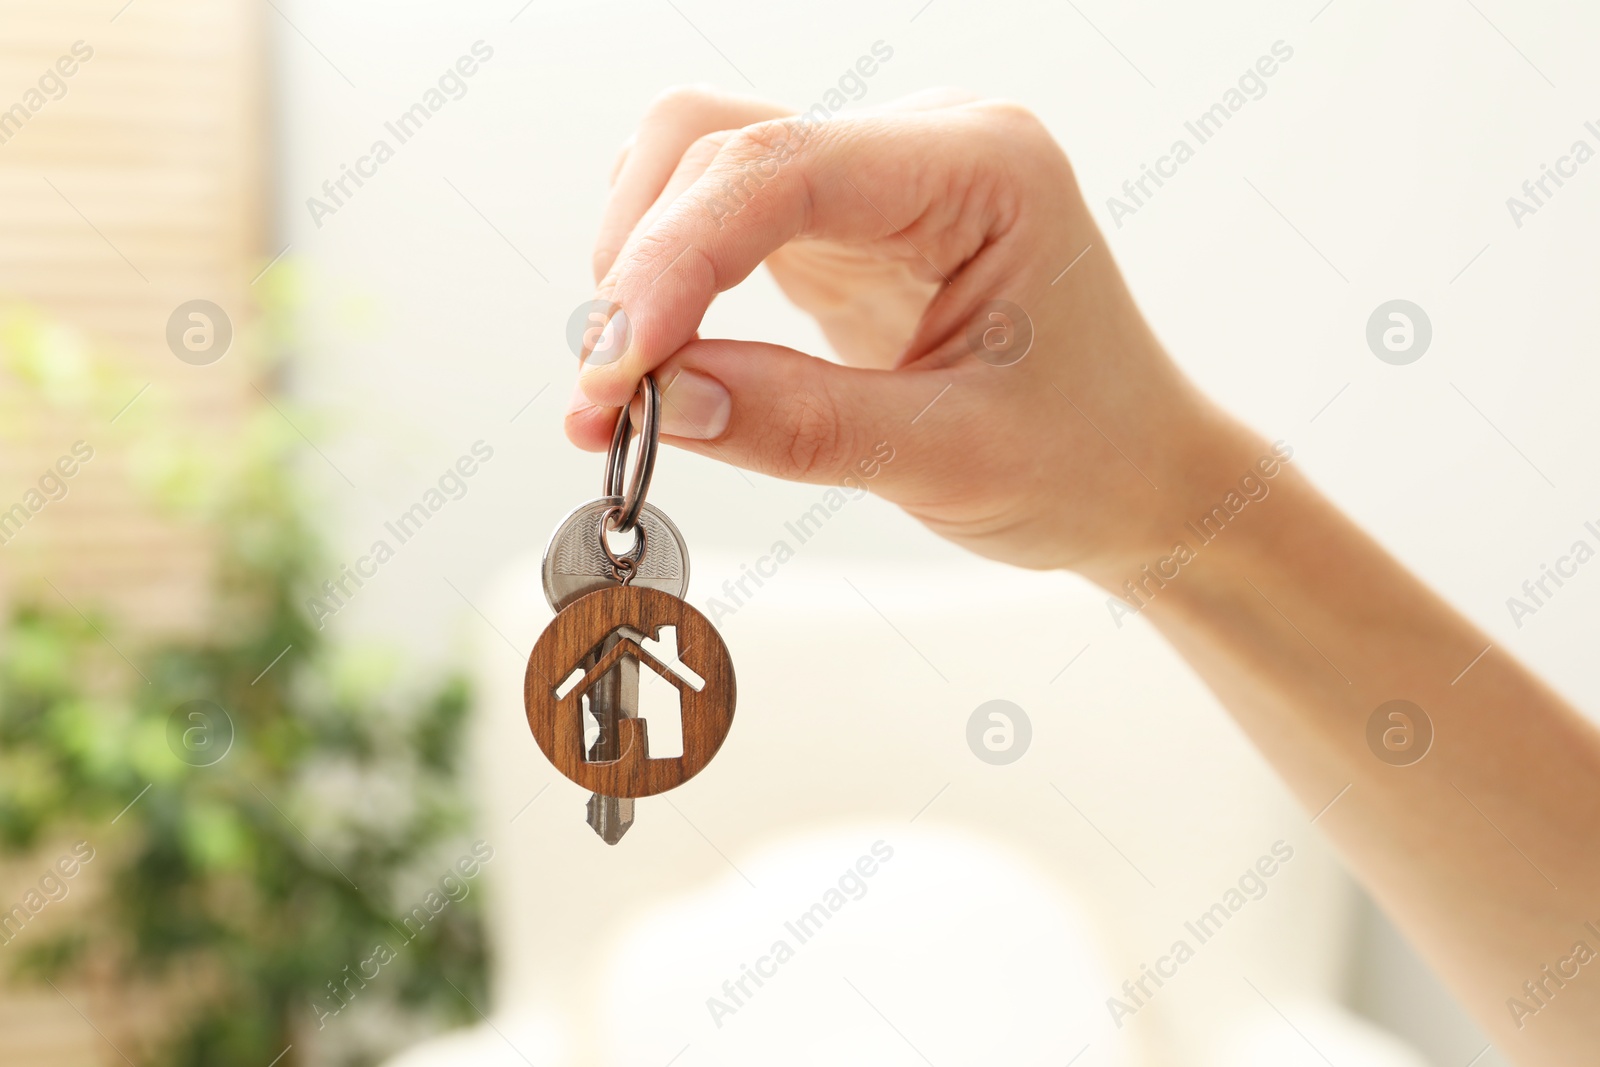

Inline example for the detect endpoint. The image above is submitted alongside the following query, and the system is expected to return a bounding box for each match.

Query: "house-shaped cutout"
[555,625,703,762]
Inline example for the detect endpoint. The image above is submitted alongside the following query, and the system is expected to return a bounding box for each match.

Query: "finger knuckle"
[776,390,843,480]
[921,85,982,106]
[726,118,799,159]
[971,99,1073,180]
[617,225,678,276]
[613,226,711,298]
[644,83,724,122]
[726,118,811,173]
[704,121,805,200]
[975,98,1046,133]
[684,130,735,170]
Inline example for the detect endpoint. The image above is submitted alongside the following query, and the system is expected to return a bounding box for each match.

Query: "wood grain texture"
[524,585,735,798]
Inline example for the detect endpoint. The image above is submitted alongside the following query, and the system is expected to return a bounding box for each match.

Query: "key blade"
[586,793,634,844]
[581,628,644,845]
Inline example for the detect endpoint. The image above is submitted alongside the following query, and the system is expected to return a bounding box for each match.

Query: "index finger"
[593,87,791,284]
[575,106,1015,409]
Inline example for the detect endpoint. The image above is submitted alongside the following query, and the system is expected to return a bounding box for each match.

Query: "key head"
[525,585,735,798]
[542,497,689,612]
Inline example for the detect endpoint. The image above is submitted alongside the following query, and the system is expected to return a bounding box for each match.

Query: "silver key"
[577,627,641,844]
[543,497,688,611]
[542,497,690,844]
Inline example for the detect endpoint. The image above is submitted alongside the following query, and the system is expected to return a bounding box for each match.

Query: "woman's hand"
[565,87,1253,574]
[567,89,1600,1063]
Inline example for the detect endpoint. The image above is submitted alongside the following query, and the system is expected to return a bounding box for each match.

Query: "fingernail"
[659,370,730,440]
[586,309,629,369]
[566,380,594,415]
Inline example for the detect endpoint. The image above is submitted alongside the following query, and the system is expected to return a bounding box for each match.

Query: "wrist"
[1074,411,1297,610]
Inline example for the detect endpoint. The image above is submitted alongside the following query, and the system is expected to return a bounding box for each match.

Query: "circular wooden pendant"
[524,585,735,798]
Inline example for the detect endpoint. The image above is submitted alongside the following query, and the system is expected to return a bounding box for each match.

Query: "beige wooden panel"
[0,0,265,638]
[0,2,265,1062]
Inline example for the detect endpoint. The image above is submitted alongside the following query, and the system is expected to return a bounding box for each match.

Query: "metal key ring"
[597,505,648,582]
[601,374,660,535]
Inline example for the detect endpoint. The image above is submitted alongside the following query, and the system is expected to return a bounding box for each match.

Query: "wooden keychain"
[524,375,736,843]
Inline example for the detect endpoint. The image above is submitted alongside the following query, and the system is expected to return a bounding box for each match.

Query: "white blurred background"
[260,1,1599,1064]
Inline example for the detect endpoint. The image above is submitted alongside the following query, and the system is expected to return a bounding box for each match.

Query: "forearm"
[575,86,1600,1058]
[1092,424,1600,1064]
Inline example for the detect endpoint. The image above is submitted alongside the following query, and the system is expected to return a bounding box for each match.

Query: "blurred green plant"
[0,284,487,1067]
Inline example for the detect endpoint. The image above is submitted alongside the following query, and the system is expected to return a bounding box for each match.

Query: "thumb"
[634,338,947,491]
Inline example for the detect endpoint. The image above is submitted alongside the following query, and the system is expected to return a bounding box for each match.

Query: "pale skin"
[565,87,1600,1064]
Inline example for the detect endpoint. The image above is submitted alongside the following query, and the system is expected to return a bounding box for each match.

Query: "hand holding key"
[561,86,1600,1060]
[565,87,1259,581]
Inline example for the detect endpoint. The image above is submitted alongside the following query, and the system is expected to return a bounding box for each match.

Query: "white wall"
[273,1,1595,1062]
